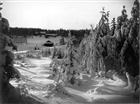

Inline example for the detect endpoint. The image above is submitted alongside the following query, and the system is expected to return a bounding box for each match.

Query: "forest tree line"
[7,27,90,39]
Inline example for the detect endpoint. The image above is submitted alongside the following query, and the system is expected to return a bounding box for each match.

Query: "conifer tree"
[110,18,116,36]
[63,31,79,84]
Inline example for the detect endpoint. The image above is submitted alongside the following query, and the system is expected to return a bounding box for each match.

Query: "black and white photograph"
[0,0,139,103]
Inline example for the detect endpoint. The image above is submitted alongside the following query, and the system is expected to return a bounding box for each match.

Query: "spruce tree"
[64,32,79,84]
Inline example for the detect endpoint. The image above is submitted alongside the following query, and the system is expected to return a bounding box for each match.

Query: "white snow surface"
[10,56,139,104]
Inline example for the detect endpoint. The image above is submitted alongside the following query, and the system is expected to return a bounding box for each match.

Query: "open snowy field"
[6,36,61,51]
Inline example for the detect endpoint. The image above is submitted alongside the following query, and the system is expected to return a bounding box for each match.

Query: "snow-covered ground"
[6,36,61,51]
[10,55,139,104]
[8,36,138,104]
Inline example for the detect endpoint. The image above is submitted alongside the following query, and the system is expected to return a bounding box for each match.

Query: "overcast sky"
[2,0,134,29]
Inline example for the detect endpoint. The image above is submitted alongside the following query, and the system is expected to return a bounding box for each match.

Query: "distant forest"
[8,27,90,38]
[7,27,90,45]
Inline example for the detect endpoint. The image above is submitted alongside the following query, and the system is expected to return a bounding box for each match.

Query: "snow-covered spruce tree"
[63,31,81,85]
[81,25,99,74]
[94,6,130,74]
[95,0,139,77]
[0,3,42,104]
[78,34,88,72]
[78,8,110,76]
[110,18,116,36]
[96,6,128,74]
[119,0,139,77]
